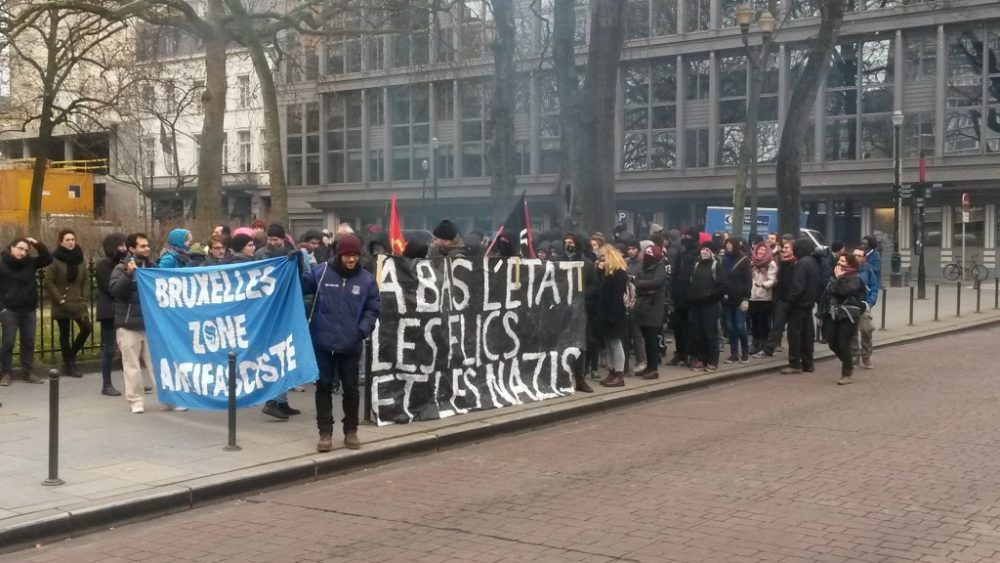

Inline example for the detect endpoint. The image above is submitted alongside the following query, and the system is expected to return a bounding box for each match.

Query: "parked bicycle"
[942,255,989,282]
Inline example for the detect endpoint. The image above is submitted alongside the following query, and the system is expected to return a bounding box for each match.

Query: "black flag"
[487,194,535,258]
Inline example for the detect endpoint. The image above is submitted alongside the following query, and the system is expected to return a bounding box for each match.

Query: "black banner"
[371,256,586,425]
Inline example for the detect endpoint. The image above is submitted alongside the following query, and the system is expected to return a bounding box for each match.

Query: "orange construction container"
[0,168,94,224]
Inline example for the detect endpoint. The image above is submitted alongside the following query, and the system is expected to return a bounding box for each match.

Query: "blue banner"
[135,257,318,410]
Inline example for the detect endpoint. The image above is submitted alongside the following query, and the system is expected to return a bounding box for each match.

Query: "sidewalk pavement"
[1,284,998,552]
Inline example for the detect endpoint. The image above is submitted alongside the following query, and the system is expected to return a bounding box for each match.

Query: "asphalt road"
[10,326,1000,563]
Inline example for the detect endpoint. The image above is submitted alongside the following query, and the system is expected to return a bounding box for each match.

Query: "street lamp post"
[890,109,904,287]
[736,3,775,242]
[431,137,440,218]
[420,159,429,229]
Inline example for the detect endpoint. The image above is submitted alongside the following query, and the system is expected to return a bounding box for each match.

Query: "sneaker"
[751,350,771,359]
[131,404,145,414]
[705,364,718,372]
[24,371,44,384]
[780,367,802,374]
[262,402,289,420]
[837,376,853,385]
[723,355,739,364]
[317,433,333,452]
[740,352,750,364]
[862,357,873,369]
[803,366,815,373]
[666,356,687,366]
[277,402,301,416]
[690,360,705,371]
[639,370,659,380]
[344,432,362,450]
[633,362,647,374]
[101,385,121,397]
[0,373,10,386]
[165,405,188,412]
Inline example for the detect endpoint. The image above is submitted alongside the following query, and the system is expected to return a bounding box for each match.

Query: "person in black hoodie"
[0,237,52,385]
[560,233,596,392]
[721,238,752,363]
[819,252,867,385]
[95,233,126,396]
[781,239,820,374]
[666,231,698,366]
[688,241,727,371]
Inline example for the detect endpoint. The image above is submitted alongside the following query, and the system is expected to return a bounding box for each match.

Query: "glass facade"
[280,1,1000,193]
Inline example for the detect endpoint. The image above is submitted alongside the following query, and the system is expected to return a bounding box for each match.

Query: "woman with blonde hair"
[595,244,629,387]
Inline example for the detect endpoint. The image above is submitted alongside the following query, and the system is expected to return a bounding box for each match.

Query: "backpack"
[623,277,637,311]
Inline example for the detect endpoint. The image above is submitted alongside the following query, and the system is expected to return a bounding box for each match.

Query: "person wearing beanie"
[402,239,428,259]
[430,219,468,258]
[623,238,646,375]
[633,243,667,379]
[158,228,192,268]
[650,223,663,236]
[95,233,126,396]
[302,233,380,452]
[558,232,598,388]
[255,223,292,260]
[188,242,207,266]
[225,234,256,263]
[687,240,727,372]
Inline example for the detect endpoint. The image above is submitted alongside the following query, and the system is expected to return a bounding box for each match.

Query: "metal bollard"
[223,352,241,451]
[42,369,64,486]
[909,286,915,326]
[976,282,982,314]
[934,284,940,321]
[995,278,998,310]
[363,338,374,423]
[956,282,962,318]
[880,288,888,330]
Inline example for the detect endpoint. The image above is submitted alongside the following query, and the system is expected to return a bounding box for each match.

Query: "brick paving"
[7,325,1000,562]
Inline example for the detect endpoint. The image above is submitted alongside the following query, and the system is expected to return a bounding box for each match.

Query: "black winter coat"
[596,269,628,340]
[688,256,727,305]
[774,259,794,302]
[722,255,751,306]
[819,274,866,319]
[670,248,697,308]
[0,243,53,311]
[633,260,667,328]
[787,255,820,309]
[95,258,118,321]
[109,259,151,330]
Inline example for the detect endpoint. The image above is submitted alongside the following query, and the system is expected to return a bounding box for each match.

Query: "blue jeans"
[722,304,749,357]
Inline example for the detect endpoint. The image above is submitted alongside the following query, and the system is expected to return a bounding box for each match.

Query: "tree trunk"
[28,11,61,234]
[223,0,286,224]
[775,0,845,237]
[576,0,625,234]
[552,0,581,231]
[731,39,773,241]
[489,0,518,227]
[195,0,227,225]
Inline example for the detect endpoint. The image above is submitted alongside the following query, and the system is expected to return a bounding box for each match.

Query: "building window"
[367,88,384,126]
[435,23,456,63]
[684,128,709,168]
[391,7,429,68]
[435,81,454,122]
[238,130,251,172]
[824,38,895,161]
[390,84,431,180]
[944,24,1000,155]
[222,134,228,173]
[903,111,935,157]
[143,137,156,177]
[626,0,650,40]
[903,28,936,83]
[460,79,491,177]
[539,75,560,174]
[436,144,455,179]
[285,103,319,186]
[326,92,363,184]
[366,36,384,71]
[686,0,709,32]
[685,55,709,100]
[622,58,677,171]
[461,0,492,60]
[369,149,385,181]
[652,0,677,36]
[237,75,250,108]
[327,13,363,75]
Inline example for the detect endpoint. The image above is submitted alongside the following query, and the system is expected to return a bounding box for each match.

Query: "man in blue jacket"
[302,234,380,452]
[852,246,879,369]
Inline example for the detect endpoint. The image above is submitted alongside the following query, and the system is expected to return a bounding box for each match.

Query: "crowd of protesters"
[0,217,881,451]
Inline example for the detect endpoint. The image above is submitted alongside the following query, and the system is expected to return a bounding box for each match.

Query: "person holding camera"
[819,252,866,386]
[0,237,52,385]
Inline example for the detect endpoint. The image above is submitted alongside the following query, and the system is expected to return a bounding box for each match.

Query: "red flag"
[389,194,405,255]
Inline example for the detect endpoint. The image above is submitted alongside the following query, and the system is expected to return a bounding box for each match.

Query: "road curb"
[3,315,999,553]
